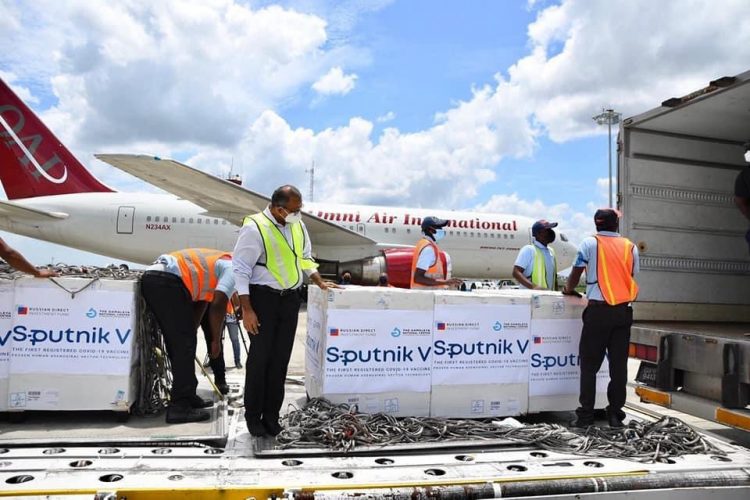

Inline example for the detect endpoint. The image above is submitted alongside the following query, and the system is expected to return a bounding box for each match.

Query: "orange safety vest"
[168,248,232,302]
[595,235,639,305]
[410,238,446,289]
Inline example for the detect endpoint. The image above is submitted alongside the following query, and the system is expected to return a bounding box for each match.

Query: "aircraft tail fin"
[0,79,114,199]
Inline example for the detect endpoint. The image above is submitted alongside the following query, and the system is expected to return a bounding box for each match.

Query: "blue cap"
[531,219,558,236]
[421,216,449,232]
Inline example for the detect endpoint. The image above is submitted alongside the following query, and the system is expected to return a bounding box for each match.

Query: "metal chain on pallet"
[277,398,726,463]
[0,263,172,415]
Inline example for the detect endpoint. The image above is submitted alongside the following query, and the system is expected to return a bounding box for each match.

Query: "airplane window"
[490,234,495,238]
[510,234,514,239]
[146,216,152,222]
[172,217,177,223]
[222,220,227,225]
[155,216,160,222]
[163,216,168,221]
[470,232,474,237]
[503,234,508,239]
[560,233,569,242]
[392,228,397,233]
[463,231,467,236]
[407,228,412,234]
[484,233,488,238]
[214,219,219,225]
[349,225,353,230]
[197,218,202,224]
[181,217,185,223]
[189,218,194,224]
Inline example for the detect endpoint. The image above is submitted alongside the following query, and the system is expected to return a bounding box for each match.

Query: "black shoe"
[166,406,210,424]
[235,361,243,369]
[189,395,213,409]
[262,417,282,436]
[216,381,230,395]
[247,418,266,437]
[608,414,625,428]
[569,417,594,429]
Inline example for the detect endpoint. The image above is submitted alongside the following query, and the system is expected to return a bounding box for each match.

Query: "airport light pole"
[593,108,621,208]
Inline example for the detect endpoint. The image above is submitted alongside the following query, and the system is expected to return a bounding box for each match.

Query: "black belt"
[588,299,630,307]
[250,284,297,297]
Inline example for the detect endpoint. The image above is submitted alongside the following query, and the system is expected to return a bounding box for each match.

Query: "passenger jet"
[0,78,575,287]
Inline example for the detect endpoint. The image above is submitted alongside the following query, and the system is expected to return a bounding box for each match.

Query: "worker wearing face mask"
[512,219,559,290]
[410,216,462,289]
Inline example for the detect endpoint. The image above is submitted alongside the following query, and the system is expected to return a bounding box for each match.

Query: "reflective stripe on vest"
[531,245,557,290]
[243,212,318,289]
[168,248,231,302]
[595,235,639,305]
[410,238,445,289]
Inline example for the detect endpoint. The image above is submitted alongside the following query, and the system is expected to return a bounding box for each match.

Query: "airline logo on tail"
[0,78,113,199]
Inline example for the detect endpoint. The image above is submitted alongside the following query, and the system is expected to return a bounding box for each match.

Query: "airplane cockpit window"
[560,233,569,242]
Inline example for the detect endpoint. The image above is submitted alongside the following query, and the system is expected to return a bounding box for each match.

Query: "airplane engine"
[329,247,447,288]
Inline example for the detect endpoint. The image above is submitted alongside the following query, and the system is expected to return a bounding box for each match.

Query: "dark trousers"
[244,286,301,423]
[200,311,226,384]
[141,271,198,408]
[577,303,633,418]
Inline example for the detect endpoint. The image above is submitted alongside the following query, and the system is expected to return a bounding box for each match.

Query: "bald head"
[271,185,302,208]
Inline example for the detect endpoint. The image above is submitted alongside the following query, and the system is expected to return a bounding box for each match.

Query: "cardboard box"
[528,292,609,412]
[6,277,138,412]
[306,286,434,416]
[431,291,530,417]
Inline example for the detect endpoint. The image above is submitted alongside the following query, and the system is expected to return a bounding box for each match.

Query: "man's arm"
[735,196,750,221]
[512,265,541,290]
[238,293,260,336]
[562,267,585,297]
[207,291,229,358]
[0,238,58,277]
[413,245,462,287]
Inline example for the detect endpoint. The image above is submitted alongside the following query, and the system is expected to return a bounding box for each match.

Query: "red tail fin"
[0,79,113,199]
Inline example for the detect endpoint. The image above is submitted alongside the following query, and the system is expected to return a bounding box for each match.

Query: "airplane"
[0,78,576,287]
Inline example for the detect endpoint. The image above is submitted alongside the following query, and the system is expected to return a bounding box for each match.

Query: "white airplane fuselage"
[0,192,576,278]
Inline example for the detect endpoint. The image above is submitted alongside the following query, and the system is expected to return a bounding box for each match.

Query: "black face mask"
[341,276,351,284]
[548,229,556,243]
[378,277,388,285]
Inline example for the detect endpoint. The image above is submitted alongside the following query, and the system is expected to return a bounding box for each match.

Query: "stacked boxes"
[6,277,138,412]
[306,287,613,417]
[306,286,435,416]
[529,292,609,412]
[431,291,530,417]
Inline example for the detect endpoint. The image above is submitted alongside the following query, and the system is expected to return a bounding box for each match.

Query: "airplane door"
[356,223,366,235]
[117,206,135,234]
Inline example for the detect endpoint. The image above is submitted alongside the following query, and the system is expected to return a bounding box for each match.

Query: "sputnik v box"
[431,291,531,418]
[0,279,14,412]
[306,285,434,416]
[6,277,138,412]
[528,291,609,412]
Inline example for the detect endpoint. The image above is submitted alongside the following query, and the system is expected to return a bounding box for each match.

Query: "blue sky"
[1,0,749,265]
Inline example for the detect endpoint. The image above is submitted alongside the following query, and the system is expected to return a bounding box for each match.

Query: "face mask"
[745,150,750,163]
[548,230,556,243]
[379,277,388,285]
[280,208,302,224]
[341,276,351,284]
[433,228,446,241]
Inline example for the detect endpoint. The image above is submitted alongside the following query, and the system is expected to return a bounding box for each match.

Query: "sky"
[1,0,749,266]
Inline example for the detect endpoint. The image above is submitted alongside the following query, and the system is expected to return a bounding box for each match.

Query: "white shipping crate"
[306,286,434,416]
[431,291,530,418]
[0,279,14,412]
[529,292,609,412]
[7,277,138,412]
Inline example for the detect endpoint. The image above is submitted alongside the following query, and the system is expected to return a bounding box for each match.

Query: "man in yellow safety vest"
[232,185,334,437]
[513,219,558,290]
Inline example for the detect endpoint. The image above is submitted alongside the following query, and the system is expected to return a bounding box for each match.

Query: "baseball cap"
[594,208,622,226]
[531,219,558,236]
[421,216,449,232]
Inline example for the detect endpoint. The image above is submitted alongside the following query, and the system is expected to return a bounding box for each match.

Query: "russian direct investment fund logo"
[329,327,339,337]
[17,305,28,315]
[436,322,446,332]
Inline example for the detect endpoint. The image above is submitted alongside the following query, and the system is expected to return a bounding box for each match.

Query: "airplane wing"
[95,154,377,247]
[0,200,68,220]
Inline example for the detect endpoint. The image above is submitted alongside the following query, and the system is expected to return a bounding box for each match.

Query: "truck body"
[619,69,750,429]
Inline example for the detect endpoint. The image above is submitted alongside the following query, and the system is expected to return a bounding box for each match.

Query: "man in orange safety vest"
[410,216,462,289]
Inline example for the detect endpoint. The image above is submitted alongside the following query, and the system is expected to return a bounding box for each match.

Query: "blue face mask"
[433,228,446,241]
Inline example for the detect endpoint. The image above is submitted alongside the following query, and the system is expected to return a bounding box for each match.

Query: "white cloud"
[312,66,358,95]
[376,111,396,123]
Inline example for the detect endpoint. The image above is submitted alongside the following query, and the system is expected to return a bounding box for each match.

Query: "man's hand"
[445,278,463,289]
[35,269,59,278]
[243,308,261,336]
[210,338,221,359]
[562,288,583,298]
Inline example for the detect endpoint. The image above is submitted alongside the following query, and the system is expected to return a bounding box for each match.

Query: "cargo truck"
[619,69,750,431]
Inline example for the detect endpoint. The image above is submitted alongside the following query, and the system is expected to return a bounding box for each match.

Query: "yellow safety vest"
[531,245,557,290]
[243,212,318,289]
